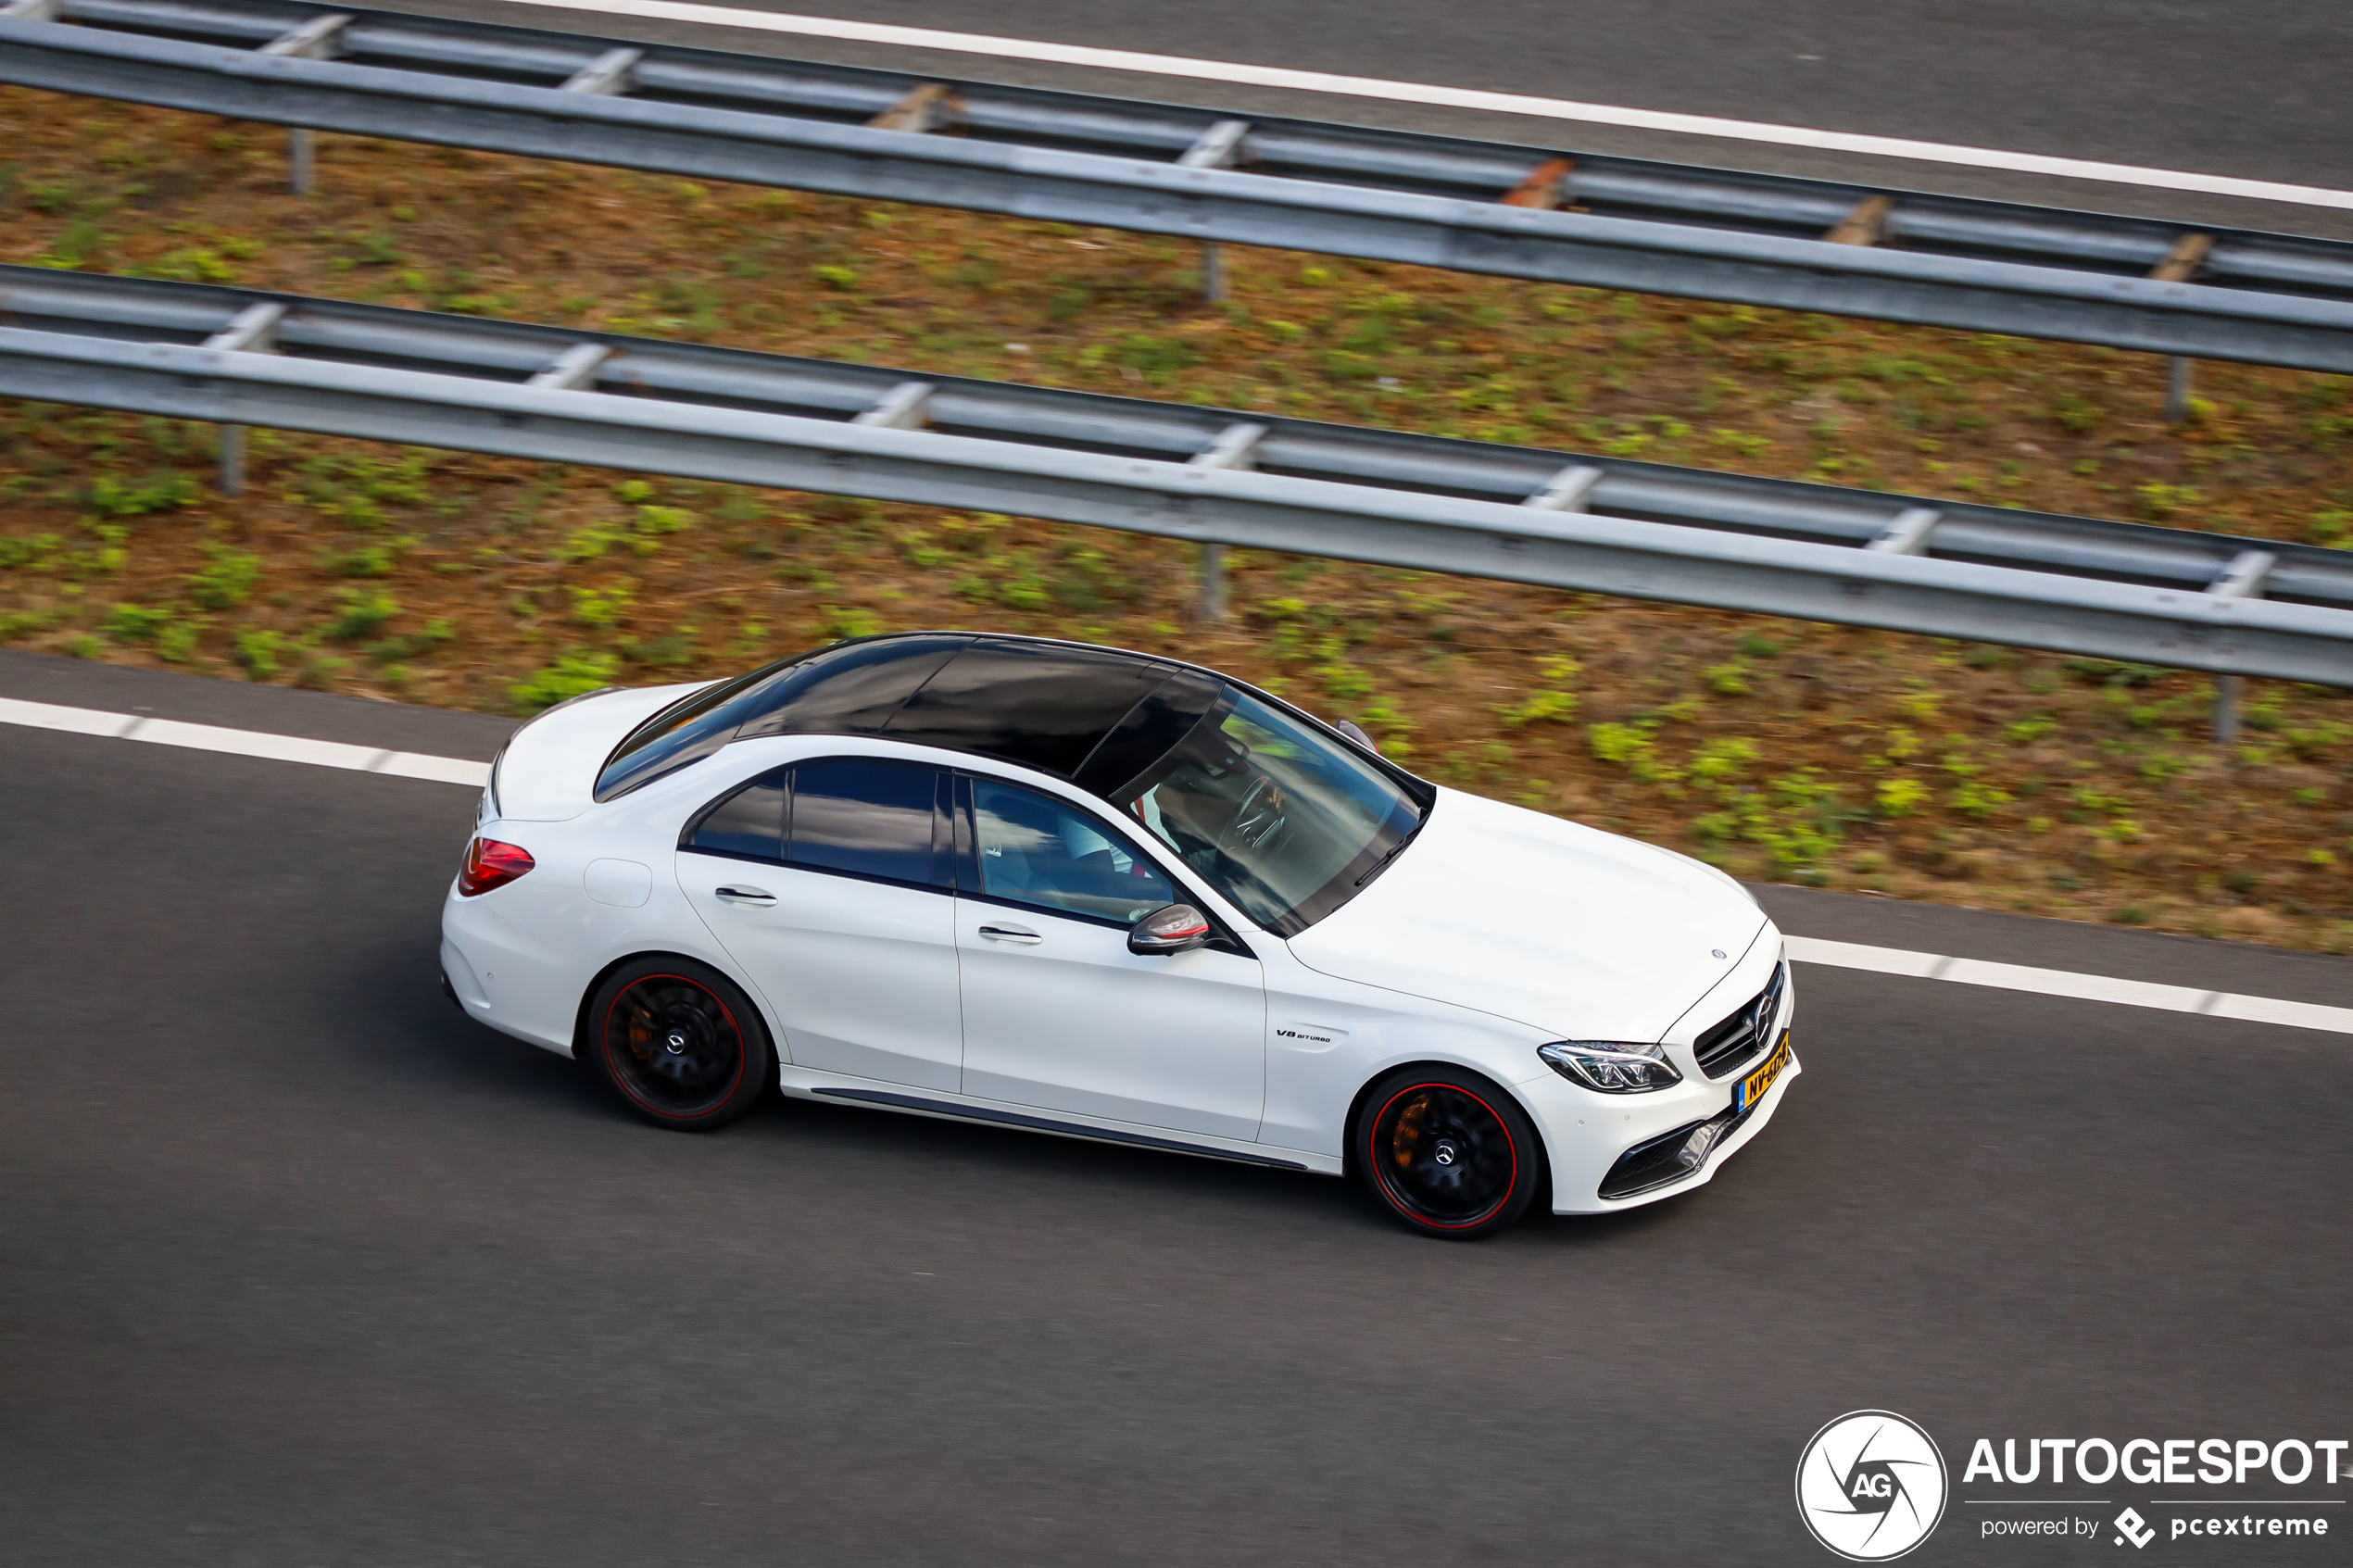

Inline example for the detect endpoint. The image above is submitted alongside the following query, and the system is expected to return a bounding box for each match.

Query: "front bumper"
[1525,1045,1801,1214]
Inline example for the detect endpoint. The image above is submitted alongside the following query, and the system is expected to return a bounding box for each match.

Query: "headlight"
[1537,1040,1683,1093]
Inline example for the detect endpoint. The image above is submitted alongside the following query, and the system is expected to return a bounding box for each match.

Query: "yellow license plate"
[1737,1033,1793,1112]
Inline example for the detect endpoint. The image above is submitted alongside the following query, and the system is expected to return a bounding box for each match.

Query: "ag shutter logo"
[1797,1411,1950,1561]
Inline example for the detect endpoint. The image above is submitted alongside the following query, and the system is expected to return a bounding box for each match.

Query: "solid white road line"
[0,695,493,787]
[472,0,2353,214]
[5,693,2349,1035]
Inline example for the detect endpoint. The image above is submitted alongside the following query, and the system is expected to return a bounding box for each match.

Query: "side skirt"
[810,1085,1315,1172]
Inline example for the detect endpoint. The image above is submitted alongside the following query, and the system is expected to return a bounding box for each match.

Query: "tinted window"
[594,659,796,802]
[596,636,971,802]
[973,779,1175,924]
[788,761,940,886]
[687,773,786,860]
[734,635,970,739]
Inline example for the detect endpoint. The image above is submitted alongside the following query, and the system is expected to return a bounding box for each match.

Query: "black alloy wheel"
[1354,1067,1542,1239]
[585,957,773,1130]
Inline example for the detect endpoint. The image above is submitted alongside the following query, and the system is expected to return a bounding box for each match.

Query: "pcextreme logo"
[1796,1411,1952,1562]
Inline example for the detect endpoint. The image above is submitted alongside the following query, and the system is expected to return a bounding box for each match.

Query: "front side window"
[1102,689,1424,935]
[970,778,1175,924]
[787,760,942,886]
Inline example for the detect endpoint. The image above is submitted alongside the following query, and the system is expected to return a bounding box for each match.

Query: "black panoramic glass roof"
[883,639,1176,779]
[596,633,1226,801]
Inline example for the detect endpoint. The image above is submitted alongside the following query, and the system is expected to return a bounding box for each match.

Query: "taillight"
[459,836,535,897]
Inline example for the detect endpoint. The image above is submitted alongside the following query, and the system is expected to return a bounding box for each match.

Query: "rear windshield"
[1101,688,1425,935]
[594,661,793,802]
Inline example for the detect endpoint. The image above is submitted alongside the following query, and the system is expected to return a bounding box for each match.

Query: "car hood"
[494,680,711,822]
[1285,788,1769,1043]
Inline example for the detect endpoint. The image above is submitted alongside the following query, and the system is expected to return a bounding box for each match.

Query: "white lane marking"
[1783,935,2353,1036]
[4,694,2348,1034]
[472,0,2353,213]
[0,696,493,786]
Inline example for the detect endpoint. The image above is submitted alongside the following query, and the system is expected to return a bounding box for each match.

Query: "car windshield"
[1102,688,1426,935]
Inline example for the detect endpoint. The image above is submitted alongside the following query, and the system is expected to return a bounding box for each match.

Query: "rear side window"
[686,773,787,861]
[788,761,942,886]
[970,778,1174,924]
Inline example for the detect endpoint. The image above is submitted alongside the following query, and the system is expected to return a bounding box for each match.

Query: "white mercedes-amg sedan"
[440,633,1796,1238]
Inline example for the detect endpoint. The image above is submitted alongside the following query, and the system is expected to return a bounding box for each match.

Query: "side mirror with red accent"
[1128,902,1211,956]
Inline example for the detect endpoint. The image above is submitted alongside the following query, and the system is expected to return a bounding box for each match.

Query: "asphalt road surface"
[397,0,2353,239]
[4,650,2349,1565]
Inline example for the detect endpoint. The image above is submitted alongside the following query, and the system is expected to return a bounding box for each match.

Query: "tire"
[584,957,774,1132]
[1353,1067,1543,1239]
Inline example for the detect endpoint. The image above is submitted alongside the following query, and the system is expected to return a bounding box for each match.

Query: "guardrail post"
[527,341,614,390]
[1177,121,1252,303]
[1187,420,1266,620]
[851,381,935,430]
[1522,463,1603,512]
[560,47,642,96]
[869,82,955,134]
[258,14,352,194]
[1865,507,1943,556]
[2206,548,2276,741]
[1499,158,1574,212]
[2165,358,2195,423]
[1824,194,1894,246]
[2148,234,2213,423]
[200,301,287,495]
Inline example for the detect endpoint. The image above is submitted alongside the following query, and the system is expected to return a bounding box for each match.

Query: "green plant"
[511,650,620,711]
[1110,333,1199,379]
[556,521,623,562]
[1895,690,1943,721]
[104,601,173,642]
[1876,776,1931,816]
[368,618,456,663]
[821,605,885,640]
[1950,779,2013,818]
[2007,713,2058,744]
[569,583,635,627]
[184,543,262,609]
[1703,660,1749,696]
[2133,483,2202,521]
[86,471,196,517]
[632,505,695,552]
[321,536,414,577]
[233,628,285,679]
[0,533,62,571]
[155,618,202,662]
[324,587,399,641]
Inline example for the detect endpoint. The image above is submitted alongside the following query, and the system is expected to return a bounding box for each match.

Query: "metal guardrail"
[3,266,2347,691]
[3,0,2353,375]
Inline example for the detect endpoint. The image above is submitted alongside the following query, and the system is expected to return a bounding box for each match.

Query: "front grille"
[1692,960,1785,1079]
[1598,1102,1746,1200]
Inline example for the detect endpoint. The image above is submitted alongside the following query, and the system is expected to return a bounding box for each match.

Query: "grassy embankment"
[3,87,2351,948]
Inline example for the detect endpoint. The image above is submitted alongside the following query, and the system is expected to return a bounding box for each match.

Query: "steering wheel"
[1215,776,1290,859]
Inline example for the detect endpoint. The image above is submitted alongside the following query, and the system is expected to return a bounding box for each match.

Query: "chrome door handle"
[976,922,1042,945]
[715,884,777,906]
